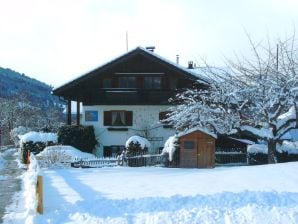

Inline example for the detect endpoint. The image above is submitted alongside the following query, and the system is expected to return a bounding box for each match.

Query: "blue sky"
[0,0,298,87]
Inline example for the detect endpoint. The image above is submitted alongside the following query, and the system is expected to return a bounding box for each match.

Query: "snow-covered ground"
[3,160,298,223]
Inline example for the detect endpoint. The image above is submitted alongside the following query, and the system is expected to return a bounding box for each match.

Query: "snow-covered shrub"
[20,131,58,163]
[10,126,32,147]
[125,136,150,167]
[161,136,179,166]
[247,144,268,154]
[161,136,179,161]
[58,125,98,154]
[248,142,298,164]
[36,146,70,168]
[125,136,151,152]
[247,144,269,165]
[36,145,97,168]
[276,141,298,163]
[277,141,298,155]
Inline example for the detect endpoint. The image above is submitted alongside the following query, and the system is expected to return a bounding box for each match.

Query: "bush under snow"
[36,145,97,168]
[277,141,298,154]
[161,136,179,161]
[125,136,151,150]
[248,141,298,155]
[247,144,268,154]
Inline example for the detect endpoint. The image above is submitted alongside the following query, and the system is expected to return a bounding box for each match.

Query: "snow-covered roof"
[53,46,210,94]
[177,127,217,139]
[228,137,255,145]
[185,66,232,83]
[139,47,210,84]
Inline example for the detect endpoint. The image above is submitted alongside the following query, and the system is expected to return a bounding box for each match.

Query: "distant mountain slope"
[0,67,62,107]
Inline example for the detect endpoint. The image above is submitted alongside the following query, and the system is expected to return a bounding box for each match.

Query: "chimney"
[176,54,179,64]
[146,46,155,52]
[188,61,194,69]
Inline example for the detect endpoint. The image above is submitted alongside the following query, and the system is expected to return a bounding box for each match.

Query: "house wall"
[82,105,176,157]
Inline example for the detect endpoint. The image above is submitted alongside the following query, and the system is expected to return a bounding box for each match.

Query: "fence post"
[37,175,43,214]
[27,150,30,171]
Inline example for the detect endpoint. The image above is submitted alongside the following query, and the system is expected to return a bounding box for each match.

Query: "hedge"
[21,141,56,164]
[57,125,98,154]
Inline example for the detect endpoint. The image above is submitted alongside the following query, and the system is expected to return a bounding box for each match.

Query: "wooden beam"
[36,175,43,214]
[67,100,71,125]
[76,101,80,125]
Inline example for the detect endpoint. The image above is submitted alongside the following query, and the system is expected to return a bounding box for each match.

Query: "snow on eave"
[53,47,141,93]
[138,47,210,85]
[188,66,232,83]
[177,127,217,139]
[228,137,255,145]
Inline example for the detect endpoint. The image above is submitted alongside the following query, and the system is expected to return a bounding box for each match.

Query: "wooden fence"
[126,154,166,167]
[215,151,248,166]
[71,158,118,168]
[70,154,166,168]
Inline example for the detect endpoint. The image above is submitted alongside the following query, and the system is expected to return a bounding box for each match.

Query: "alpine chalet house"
[53,47,209,157]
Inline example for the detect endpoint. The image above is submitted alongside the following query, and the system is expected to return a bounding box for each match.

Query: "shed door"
[180,140,198,168]
[198,140,214,168]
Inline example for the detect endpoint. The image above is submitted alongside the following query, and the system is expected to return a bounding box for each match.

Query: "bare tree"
[168,35,298,163]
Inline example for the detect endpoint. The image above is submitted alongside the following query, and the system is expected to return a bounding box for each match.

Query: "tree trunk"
[267,139,277,164]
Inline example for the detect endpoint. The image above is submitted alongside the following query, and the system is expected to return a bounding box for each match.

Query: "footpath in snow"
[4,161,298,224]
[0,148,22,223]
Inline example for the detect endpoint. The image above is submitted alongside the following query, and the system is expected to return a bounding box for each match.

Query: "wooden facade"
[53,47,209,125]
[179,130,216,168]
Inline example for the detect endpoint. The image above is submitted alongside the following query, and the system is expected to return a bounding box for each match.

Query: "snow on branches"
[167,35,298,163]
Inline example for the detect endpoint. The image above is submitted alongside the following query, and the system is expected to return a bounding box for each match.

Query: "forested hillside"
[0,67,61,106]
[0,67,65,145]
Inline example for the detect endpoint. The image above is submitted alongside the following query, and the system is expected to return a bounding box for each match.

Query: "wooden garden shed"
[178,128,216,168]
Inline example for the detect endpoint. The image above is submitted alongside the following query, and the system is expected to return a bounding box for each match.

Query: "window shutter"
[125,111,133,126]
[104,111,112,126]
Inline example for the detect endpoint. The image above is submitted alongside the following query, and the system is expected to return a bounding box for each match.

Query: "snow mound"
[247,144,268,154]
[161,136,178,161]
[19,131,58,144]
[125,136,151,149]
[248,142,298,155]
[277,141,298,154]
[37,145,96,162]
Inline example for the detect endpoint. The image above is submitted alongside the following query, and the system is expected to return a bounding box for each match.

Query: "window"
[159,111,172,128]
[104,110,133,126]
[85,111,98,122]
[184,141,195,149]
[103,78,112,88]
[144,77,161,89]
[119,77,136,88]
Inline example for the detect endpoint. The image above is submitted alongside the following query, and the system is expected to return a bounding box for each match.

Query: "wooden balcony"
[84,89,177,105]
